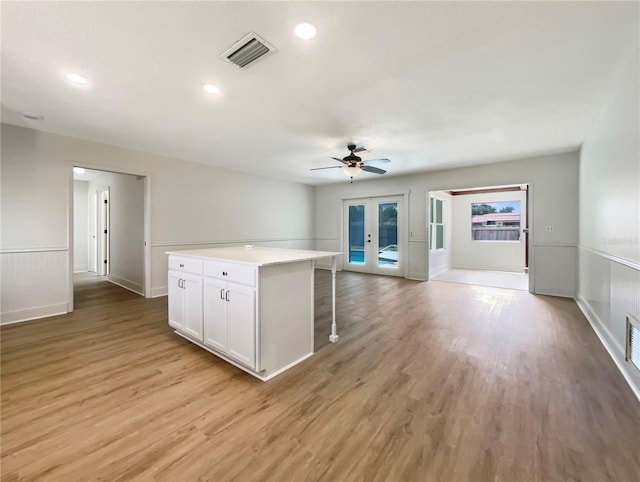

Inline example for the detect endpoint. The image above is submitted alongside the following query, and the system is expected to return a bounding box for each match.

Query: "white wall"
[315,150,579,296]
[451,190,526,272]
[73,180,89,272]
[428,191,452,277]
[89,172,145,294]
[577,51,640,398]
[0,124,315,324]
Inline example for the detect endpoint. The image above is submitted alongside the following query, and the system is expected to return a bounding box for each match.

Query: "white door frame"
[341,194,407,277]
[98,188,110,276]
[88,190,98,273]
[68,163,152,311]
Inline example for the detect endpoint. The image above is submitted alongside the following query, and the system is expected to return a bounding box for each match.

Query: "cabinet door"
[168,271,185,331]
[183,273,203,341]
[226,283,256,369]
[203,278,228,352]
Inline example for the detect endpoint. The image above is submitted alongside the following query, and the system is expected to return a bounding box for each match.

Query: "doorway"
[428,184,531,292]
[343,195,404,276]
[71,166,150,311]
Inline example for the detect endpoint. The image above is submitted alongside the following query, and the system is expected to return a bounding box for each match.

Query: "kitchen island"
[165,246,341,381]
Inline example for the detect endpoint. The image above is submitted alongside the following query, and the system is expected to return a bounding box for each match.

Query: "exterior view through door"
[343,196,403,276]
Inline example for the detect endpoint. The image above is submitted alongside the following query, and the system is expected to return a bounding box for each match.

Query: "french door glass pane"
[348,205,365,264]
[436,199,443,223]
[436,225,444,249]
[378,202,398,268]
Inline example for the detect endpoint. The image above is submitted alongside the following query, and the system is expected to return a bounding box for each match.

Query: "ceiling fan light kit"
[342,165,361,179]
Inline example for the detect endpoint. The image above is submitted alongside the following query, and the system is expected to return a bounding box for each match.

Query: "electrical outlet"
[545,225,555,232]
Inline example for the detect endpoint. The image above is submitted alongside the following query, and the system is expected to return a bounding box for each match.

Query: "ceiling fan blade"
[310,166,342,171]
[353,146,370,154]
[331,157,348,164]
[363,158,390,165]
[361,165,386,174]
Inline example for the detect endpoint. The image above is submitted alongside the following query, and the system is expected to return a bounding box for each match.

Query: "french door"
[343,196,403,276]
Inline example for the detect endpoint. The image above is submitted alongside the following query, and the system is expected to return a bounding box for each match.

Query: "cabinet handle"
[178,279,182,289]
[179,263,184,268]
[220,288,225,300]
[225,290,230,302]
[222,271,228,276]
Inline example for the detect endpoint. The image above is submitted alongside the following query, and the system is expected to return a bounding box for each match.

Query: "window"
[471,201,521,241]
[430,197,444,250]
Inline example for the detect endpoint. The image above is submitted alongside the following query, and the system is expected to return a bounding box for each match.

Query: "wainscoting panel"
[578,247,640,400]
[531,245,577,297]
[1,249,69,324]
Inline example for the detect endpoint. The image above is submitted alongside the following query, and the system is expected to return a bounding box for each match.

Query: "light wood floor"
[2,272,639,481]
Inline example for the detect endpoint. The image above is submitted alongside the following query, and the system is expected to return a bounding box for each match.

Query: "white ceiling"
[2,2,638,185]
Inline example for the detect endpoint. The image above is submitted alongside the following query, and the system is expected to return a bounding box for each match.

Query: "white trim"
[108,275,143,296]
[0,247,68,254]
[151,238,315,248]
[579,245,640,271]
[1,303,68,325]
[152,286,168,298]
[576,296,640,403]
[530,242,578,248]
[534,287,575,298]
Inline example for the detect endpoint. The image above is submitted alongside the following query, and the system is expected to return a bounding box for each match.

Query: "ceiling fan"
[311,144,390,180]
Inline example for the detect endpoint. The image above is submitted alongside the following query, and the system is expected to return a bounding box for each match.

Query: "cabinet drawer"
[169,256,203,275]
[204,261,256,287]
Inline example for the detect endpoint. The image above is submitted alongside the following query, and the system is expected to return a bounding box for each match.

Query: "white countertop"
[165,246,342,266]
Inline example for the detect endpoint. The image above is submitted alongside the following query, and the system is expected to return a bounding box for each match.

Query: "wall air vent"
[626,314,640,373]
[220,32,276,69]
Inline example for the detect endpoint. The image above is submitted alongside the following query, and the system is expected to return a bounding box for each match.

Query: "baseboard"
[0,302,68,325]
[576,295,640,403]
[408,272,427,281]
[74,266,88,273]
[108,275,143,296]
[152,286,168,298]
[429,265,451,278]
[534,287,575,298]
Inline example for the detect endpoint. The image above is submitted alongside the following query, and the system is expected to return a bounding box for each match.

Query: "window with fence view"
[471,201,521,241]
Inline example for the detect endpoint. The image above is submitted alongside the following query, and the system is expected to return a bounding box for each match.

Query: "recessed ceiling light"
[295,23,316,40]
[73,167,85,174]
[203,83,221,94]
[21,112,45,121]
[65,73,88,84]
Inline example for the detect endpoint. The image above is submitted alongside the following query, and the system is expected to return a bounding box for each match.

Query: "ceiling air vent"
[220,32,276,69]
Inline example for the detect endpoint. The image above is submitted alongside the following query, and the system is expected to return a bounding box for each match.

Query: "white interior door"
[343,196,403,276]
[88,191,97,273]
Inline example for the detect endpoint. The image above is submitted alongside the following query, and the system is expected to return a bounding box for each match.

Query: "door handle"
[225,290,230,302]
[367,239,371,243]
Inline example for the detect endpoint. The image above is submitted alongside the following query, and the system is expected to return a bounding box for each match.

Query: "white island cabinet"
[166,246,341,381]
